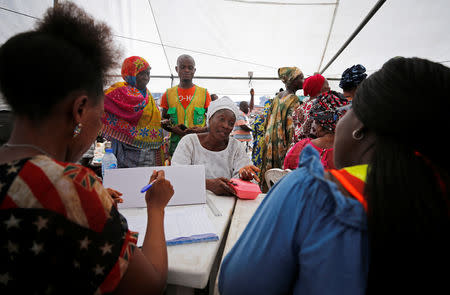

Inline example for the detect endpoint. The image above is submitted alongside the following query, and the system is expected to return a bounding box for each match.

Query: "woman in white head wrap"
[172,96,260,196]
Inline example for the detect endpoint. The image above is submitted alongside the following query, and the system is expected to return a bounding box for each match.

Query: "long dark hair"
[353,57,450,294]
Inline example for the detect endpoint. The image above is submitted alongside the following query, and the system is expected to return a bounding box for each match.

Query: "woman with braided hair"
[220,57,449,294]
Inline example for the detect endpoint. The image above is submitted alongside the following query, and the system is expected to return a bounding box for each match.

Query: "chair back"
[264,168,291,189]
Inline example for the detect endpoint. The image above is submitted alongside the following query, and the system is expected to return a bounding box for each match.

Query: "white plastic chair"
[264,168,292,189]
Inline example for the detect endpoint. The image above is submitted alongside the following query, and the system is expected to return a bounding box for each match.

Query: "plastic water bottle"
[102,142,117,178]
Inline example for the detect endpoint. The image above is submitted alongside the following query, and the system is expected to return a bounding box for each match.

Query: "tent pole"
[110,74,340,81]
[319,0,386,74]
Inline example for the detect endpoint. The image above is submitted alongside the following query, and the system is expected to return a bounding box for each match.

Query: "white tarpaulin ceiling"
[1,0,449,102]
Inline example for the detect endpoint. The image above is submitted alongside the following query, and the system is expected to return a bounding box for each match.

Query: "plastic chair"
[264,168,292,189]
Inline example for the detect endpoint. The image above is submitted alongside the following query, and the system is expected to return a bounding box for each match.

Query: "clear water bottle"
[102,142,117,178]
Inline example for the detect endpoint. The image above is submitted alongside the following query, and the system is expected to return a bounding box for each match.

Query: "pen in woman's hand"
[141,179,158,193]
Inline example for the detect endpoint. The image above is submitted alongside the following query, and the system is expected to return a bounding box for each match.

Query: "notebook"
[121,205,219,246]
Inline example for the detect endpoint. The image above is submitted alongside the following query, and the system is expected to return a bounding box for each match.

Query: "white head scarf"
[206,96,239,126]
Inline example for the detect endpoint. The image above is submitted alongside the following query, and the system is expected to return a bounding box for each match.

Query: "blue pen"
[141,179,157,193]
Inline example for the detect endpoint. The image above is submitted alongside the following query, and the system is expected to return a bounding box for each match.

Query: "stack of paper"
[121,205,219,247]
[104,165,217,246]
[103,165,206,207]
[164,206,219,246]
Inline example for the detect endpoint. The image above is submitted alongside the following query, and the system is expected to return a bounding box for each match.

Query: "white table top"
[214,193,266,294]
[166,191,236,289]
[120,191,236,289]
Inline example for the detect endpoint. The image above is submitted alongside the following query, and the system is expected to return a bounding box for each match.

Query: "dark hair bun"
[339,64,367,91]
[0,2,121,120]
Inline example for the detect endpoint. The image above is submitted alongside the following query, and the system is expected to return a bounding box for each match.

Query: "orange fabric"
[161,86,211,109]
[329,169,368,212]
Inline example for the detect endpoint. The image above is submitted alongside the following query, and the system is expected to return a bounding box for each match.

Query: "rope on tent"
[0,6,39,20]
[317,0,340,72]
[147,0,173,76]
[319,0,386,74]
[111,34,277,69]
[0,5,277,70]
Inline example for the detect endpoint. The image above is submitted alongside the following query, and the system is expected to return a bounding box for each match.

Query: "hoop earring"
[73,123,82,138]
[352,129,364,140]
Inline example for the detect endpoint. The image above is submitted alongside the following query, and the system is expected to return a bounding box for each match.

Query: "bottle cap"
[105,148,113,153]
[105,141,112,149]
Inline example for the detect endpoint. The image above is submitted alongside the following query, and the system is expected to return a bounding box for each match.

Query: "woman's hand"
[186,126,207,134]
[239,165,261,182]
[161,119,172,131]
[145,170,174,209]
[106,188,123,206]
[206,178,237,196]
[171,124,188,137]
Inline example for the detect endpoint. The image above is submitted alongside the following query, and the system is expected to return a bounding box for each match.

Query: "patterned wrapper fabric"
[259,92,300,191]
[100,56,163,149]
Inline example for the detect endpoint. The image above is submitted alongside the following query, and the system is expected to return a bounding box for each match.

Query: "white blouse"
[171,134,250,179]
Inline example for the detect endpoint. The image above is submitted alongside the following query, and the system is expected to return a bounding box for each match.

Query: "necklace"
[3,143,52,158]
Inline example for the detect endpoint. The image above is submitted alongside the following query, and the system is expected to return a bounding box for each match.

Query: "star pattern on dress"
[4,214,20,229]
[93,264,105,276]
[100,242,112,255]
[1,155,136,294]
[30,241,44,255]
[79,236,91,250]
[6,241,19,254]
[0,272,12,286]
[33,216,49,231]
[73,260,80,269]
[7,165,19,175]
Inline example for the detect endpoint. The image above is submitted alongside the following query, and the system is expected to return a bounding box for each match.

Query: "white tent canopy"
[1,0,449,102]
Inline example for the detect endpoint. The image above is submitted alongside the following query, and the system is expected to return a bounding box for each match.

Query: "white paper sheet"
[164,206,218,242]
[103,165,206,208]
[120,205,218,247]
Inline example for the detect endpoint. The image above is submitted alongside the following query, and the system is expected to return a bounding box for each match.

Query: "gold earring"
[352,129,364,140]
[73,123,82,138]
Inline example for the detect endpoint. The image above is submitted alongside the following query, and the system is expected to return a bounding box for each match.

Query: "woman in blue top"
[219,57,450,294]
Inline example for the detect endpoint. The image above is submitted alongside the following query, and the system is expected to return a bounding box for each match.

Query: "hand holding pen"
[143,170,174,209]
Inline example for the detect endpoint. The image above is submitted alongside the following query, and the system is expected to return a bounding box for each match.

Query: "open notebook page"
[121,205,218,247]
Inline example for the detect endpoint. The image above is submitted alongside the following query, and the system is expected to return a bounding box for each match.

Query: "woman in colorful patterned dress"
[0,3,173,294]
[251,98,271,167]
[291,73,330,145]
[283,91,349,170]
[259,67,304,191]
[100,56,164,168]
